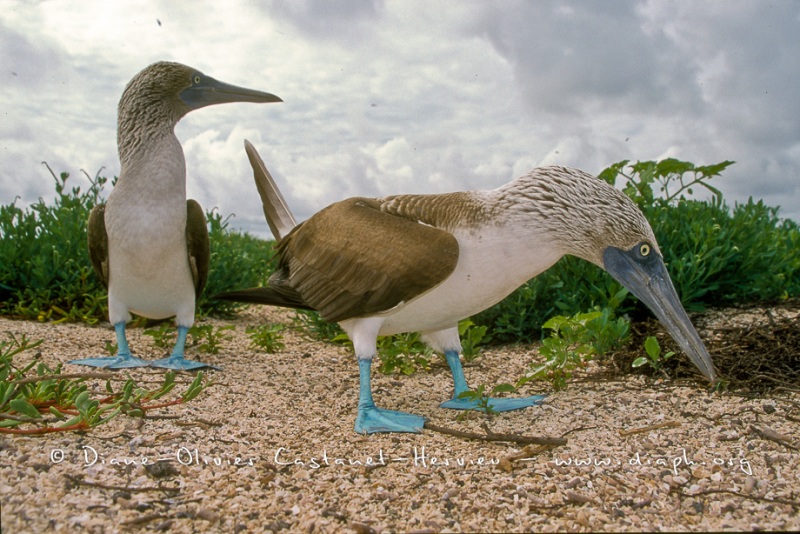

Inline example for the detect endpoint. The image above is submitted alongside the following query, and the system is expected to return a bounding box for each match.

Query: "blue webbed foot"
[149,355,220,371]
[68,322,150,369]
[149,326,220,371]
[440,394,546,412]
[440,350,545,412]
[67,355,151,369]
[355,402,425,434]
[353,357,424,433]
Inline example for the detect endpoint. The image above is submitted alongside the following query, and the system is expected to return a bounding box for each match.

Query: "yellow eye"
[639,243,651,256]
[194,75,201,84]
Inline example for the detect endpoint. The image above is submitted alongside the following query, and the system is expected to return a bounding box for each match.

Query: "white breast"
[375,223,562,336]
[104,137,196,325]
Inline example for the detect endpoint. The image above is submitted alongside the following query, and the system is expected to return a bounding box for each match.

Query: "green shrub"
[0,165,277,322]
[0,166,107,322]
[648,198,800,311]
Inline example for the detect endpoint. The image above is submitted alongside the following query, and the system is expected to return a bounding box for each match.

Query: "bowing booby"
[217,141,717,433]
[69,62,281,370]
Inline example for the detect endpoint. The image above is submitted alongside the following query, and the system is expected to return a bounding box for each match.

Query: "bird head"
[117,61,282,163]
[508,167,717,383]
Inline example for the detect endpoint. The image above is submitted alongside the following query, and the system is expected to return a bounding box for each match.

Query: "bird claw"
[355,404,426,434]
[149,356,220,371]
[439,394,546,412]
[67,355,152,369]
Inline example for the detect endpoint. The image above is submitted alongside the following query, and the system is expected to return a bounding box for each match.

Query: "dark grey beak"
[603,245,717,383]
[180,75,282,110]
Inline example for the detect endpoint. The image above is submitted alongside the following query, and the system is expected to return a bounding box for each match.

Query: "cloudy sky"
[2,1,799,238]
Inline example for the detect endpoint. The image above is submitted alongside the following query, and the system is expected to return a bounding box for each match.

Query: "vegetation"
[518,308,630,391]
[0,166,108,323]
[0,332,210,434]
[632,336,675,378]
[0,165,275,322]
[456,383,517,417]
[246,324,286,353]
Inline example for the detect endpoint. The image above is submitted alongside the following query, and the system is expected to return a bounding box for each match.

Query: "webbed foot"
[440,394,546,412]
[149,325,220,371]
[67,355,151,369]
[355,402,425,434]
[149,356,220,371]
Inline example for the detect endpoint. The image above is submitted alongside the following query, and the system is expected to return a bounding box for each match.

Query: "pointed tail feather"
[244,140,297,241]
[213,287,315,312]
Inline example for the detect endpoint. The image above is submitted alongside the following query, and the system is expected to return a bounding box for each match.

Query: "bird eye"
[639,243,651,257]
[193,75,201,84]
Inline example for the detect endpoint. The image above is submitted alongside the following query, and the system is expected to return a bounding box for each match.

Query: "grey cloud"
[258,0,385,41]
[471,1,702,118]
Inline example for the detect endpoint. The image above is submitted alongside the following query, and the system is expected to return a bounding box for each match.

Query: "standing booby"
[69,62,281,371]
[217,142,717,434]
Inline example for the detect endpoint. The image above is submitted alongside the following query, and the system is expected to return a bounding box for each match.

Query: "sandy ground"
[1,306,798,533]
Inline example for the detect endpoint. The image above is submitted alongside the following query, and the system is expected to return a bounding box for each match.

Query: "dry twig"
[423,421,567,446]
[63,474,180,495]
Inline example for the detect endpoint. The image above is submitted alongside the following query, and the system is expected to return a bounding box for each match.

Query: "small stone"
[441,487,460,501]
[565,490,592,504]
[691,466,711,479]
[350,521,377,534]
[196,508,219,522]
[144,460,178,479]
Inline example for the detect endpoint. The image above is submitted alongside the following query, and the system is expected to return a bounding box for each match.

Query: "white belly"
[108,241,195,323]
[105,191,196,326]
[376,226,561,336]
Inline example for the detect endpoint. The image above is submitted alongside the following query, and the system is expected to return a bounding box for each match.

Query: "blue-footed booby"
[217,141,717,434]
[68,62,281,371]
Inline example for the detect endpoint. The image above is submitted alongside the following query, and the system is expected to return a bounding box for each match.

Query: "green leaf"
[0,419,24,428]
[60,415,83,427]
[644,336,661,360]
[631,357,649,368]
[9,398,42,419]
[74,390,91,413]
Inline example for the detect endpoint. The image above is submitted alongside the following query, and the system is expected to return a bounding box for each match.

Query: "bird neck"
[117,95,184,167]
[113,133,187,205]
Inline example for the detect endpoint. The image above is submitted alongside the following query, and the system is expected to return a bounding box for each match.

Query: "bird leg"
[68,322,151,369]
[439,351,546,412]
[149,326,220,371]
[354,358,425,434]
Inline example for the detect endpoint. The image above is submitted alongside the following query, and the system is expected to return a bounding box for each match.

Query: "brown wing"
[87,204,109,288]
[276,197,460,323]
[186,199,210,296]
[244,140,297,240]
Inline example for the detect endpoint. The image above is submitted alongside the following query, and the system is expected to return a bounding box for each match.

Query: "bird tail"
[213,287,316,313]
[244,139,297,241]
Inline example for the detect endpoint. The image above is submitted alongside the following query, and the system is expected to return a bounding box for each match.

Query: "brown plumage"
[216,141,715,434]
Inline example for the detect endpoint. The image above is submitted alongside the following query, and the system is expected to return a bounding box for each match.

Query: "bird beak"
[603,246,717,383]
[179,76,282,110]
